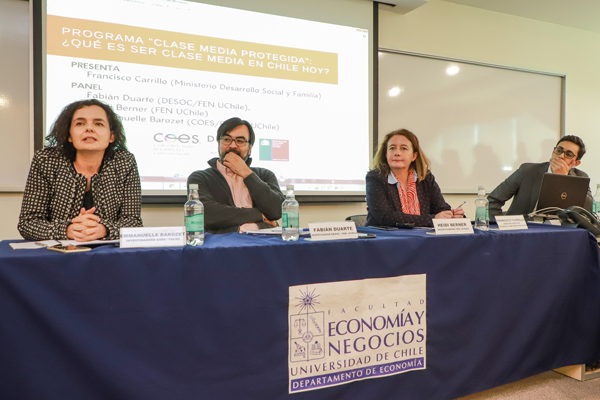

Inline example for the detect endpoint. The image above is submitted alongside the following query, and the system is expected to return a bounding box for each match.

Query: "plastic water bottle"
[474,186,489,231]
[185,184,204,246]
[282,184,299,241]
[594,184,600,216]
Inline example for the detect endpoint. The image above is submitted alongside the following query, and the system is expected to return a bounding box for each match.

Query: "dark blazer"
[187,158,285,234]
[366,169,451,227]
[488,161,593,219]
[18,147,143,240]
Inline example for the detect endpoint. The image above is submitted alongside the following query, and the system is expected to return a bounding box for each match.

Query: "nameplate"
[495,215,529,230]
[308,221,358,241]
[120,226,186,248]
[432,219,474,235]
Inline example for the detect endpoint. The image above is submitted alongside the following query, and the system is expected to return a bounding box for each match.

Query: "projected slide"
[44,0,369,195]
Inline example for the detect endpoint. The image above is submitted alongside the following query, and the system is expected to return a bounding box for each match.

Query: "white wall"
[0,0,30,192]
[0,0,31,240]
[379,0,600,189]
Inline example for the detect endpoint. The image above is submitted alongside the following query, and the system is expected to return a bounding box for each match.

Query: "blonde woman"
[366,129,463,227]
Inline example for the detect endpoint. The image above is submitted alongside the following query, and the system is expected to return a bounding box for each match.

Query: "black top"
[82,190,94,210]
[365,169,451,227]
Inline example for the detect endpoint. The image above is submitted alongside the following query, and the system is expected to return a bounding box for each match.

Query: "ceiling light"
[446,66,460,76]
[388,86,402,97]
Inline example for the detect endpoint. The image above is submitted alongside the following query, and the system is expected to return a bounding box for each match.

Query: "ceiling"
[24,0,600,33]
[441,0,600,33]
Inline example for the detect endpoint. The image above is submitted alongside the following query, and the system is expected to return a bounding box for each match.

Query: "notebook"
[534,173,590,213]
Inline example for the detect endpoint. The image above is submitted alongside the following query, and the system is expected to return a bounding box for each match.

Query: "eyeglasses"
[553,146,577,160]
[220,135,249,146]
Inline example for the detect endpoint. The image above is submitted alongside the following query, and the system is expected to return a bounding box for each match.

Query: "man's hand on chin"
[549,156,571,175]
[223,152,253,179]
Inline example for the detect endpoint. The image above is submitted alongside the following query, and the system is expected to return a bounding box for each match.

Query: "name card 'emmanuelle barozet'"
[120,226,186,248]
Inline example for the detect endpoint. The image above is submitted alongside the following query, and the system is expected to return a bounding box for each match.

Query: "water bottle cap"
[189,184,198,190]
[477,185,484,191]
[286,184,294,190]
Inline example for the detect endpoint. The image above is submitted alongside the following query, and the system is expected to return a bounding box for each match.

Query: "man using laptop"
[187,117,285,234]
[488,135,593,220]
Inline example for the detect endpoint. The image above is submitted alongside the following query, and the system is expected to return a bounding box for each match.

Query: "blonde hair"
[373,129,431,181]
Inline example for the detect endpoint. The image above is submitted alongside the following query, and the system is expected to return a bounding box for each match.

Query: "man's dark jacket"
[187,157,284,234]
[488,161,593,220]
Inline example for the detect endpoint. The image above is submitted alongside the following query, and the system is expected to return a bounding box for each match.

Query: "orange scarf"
[395,169,420,215]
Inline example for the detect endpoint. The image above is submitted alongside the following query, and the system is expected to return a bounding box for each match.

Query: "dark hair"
[216,117,255,146]
[45,99,127,161]
[556,135,586,160]
[373,129,431,181]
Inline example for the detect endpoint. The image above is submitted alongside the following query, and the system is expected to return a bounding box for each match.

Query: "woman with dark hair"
[18,99,143,241]
[366,129,463,227]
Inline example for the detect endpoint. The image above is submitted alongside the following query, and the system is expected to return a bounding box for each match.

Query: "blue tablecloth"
[1,224,599,400]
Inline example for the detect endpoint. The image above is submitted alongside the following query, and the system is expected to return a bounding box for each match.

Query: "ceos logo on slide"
[153,133,199,144]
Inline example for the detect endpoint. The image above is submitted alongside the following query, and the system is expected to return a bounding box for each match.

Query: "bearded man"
[187,117,285,234]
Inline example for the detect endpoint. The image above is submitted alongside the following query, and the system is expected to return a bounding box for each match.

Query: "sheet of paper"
[10,240,60,250]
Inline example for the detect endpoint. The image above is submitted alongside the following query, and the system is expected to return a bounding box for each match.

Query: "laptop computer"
[534,173,590,214]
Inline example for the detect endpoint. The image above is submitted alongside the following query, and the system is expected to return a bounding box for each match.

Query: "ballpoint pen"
[455,201,466,209]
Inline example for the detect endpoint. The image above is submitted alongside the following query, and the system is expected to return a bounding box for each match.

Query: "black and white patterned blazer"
[18,147,143,240]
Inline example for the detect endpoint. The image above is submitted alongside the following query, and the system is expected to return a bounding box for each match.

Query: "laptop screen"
[535,173,590,213]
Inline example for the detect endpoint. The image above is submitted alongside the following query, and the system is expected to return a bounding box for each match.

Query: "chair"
[345,214,367,227]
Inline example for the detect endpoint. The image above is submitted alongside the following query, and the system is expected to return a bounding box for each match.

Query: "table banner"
[288,274,427,393]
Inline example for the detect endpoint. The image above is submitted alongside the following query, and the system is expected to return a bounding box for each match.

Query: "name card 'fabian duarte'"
[288,274,427,393]
[308,221,358,241]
